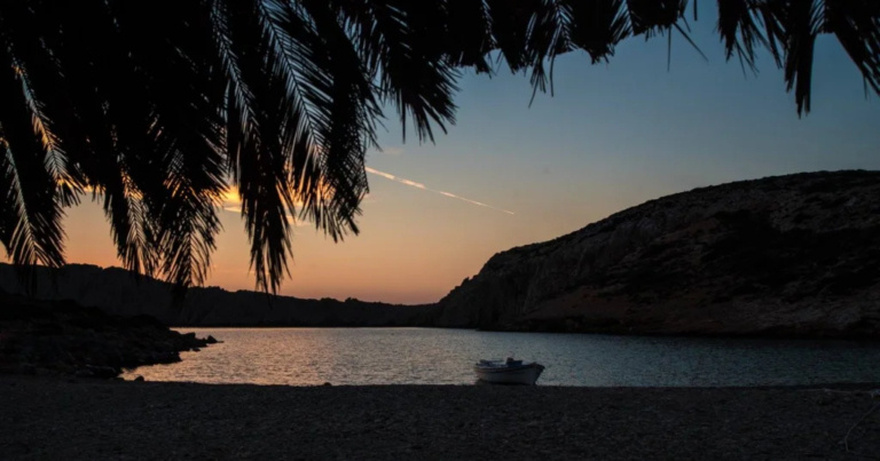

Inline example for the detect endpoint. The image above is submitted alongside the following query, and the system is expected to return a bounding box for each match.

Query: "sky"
[18,9,880,305]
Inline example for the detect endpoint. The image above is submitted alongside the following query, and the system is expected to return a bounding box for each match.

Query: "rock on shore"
[0,293,211,378]
[433,170,880,338]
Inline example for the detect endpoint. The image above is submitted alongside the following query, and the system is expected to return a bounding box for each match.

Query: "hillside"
[431,170,880,338]
[0,264,433,327]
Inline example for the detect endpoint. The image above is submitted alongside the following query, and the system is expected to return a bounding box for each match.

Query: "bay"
[122,328,880,386]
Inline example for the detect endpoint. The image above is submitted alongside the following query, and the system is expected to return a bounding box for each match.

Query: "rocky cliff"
[0,264,433,327]
[432,170,880,338]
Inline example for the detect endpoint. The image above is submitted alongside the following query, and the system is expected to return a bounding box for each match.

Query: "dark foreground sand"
[1,377,878,460]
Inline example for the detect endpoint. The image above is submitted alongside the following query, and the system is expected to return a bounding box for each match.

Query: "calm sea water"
[122,328,880,386]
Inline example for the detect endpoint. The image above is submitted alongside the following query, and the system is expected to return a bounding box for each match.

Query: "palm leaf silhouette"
[0,0,877,292]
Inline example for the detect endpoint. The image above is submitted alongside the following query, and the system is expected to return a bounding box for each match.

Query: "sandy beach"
[1,377,878,460]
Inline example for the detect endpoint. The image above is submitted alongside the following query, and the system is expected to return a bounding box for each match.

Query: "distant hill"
[5,171,880,338]
[0,263,435,327]
[431,170,880,339]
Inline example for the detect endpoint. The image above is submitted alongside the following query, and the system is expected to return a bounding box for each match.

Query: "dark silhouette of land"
[434,170,880,339]
[5,170,880,381]
[0,263,434,327]
[5,171,880,342]
[0,292,212,378]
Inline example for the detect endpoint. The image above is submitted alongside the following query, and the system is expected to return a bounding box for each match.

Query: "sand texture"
[1,377,879,460]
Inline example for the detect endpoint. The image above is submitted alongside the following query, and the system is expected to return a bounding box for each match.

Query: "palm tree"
[1,1,878,293]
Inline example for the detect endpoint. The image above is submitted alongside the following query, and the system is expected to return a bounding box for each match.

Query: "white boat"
[474,357,545,385]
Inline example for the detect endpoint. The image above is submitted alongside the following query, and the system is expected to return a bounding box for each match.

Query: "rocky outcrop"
[0,293,211,378]
[0,264,434,327]
[433,171,880,338]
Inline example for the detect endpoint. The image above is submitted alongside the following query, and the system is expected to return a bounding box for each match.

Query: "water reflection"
[122,328,880,387]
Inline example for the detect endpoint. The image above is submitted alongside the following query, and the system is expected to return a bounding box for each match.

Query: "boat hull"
[474,363,545,385]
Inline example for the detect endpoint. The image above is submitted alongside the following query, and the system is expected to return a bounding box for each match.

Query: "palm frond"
[218,0,300,293]
[0,45,66,269]
[339,0,459,143]
[44,1,159,276]
[1,0,879,295]
[822,0,880,96]
[111,1,227,289]
[563,0,629,63]
[294,1,375,235]
[444,0,495,72]
[625,0,685,36]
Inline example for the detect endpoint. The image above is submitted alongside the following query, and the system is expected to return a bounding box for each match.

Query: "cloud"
[399,179,426,189]
[218,165,516,223]
[365,166,515,215]
[367,168,397,181]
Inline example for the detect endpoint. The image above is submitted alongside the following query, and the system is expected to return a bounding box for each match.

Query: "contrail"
[365,166,515,215]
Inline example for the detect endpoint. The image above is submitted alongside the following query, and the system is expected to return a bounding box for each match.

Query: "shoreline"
[0,293,215,379]
[2,376,878,460]
[167,324,880,345]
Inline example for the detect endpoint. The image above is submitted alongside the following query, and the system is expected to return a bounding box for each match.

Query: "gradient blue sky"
[53,9,880,304]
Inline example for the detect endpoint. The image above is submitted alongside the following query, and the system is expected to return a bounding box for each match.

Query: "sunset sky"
[18,11,880,305]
